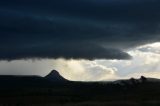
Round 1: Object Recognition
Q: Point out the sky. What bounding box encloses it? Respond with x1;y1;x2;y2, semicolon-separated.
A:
0;0;160;81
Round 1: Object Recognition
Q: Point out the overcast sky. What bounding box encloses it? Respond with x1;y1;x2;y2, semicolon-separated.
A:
0;0;160;81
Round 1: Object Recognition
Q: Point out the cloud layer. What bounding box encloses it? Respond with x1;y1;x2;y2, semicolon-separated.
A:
0;0;160;60
0;42;159;81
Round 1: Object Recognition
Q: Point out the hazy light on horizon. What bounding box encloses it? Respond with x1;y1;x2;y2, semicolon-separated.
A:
0;42;159;81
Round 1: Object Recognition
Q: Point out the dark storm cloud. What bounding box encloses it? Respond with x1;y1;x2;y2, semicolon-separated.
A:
0;0;160;60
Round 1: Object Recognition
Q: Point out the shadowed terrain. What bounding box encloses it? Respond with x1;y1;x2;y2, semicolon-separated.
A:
0;70;160;106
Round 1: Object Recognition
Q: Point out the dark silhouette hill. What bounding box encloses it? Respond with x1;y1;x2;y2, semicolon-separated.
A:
0;70;159;88
0;70;69;88
0;75;50;88
45;70;68;82
114;76;148;86
0;70;160;105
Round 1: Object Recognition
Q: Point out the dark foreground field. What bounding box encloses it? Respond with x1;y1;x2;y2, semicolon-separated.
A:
0;71;160;106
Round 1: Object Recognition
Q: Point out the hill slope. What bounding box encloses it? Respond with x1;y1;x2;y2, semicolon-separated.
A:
45;70;68;82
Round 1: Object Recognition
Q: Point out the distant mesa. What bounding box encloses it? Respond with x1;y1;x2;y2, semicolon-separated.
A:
45;70;68;82
140;76;147;83
114;76;149;86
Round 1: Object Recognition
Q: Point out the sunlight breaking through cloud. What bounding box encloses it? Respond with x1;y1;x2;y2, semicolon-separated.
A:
57;42;160;81
0;42;159;81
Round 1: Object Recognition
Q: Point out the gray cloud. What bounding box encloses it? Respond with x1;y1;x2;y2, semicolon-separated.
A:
0;0;160;60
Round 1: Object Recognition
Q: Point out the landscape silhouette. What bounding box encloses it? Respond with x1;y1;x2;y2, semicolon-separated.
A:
0;70;160;106
1;0;160;105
